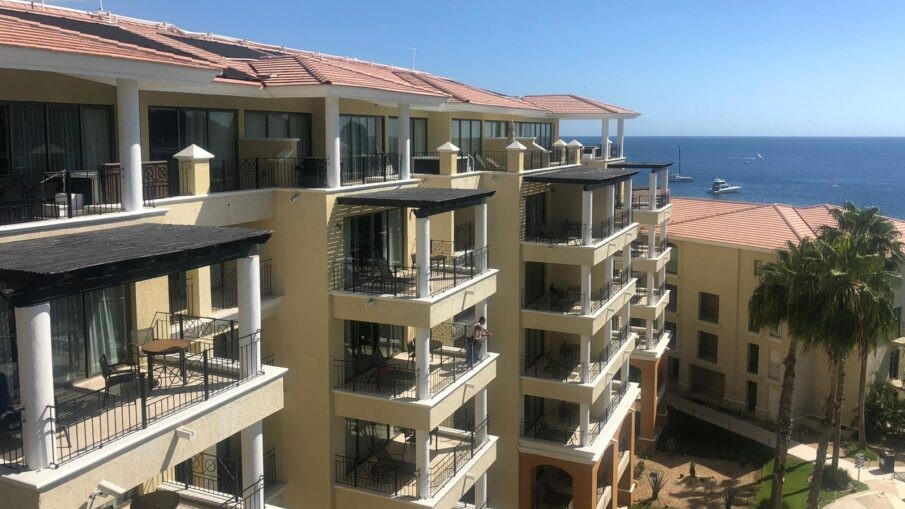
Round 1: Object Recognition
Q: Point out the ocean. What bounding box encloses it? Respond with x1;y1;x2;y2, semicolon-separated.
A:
568;136;905;219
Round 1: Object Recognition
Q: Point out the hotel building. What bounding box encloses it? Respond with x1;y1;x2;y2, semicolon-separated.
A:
666;197;903;431
0;2;670;508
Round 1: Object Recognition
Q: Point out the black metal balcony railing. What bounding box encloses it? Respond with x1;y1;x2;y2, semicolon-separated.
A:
524;151;550;171
46;328;265;466
334;358;418;398
219;475;265;509
340;153;401;186
166;447;277;502
331;246;489;298
523;271;630;315
334;454;418;498
471;151;509;172
631;237;670;258
429;417;490;492
632;190;671;210
523;209;632;244
635;329;664;350
207;154;399;191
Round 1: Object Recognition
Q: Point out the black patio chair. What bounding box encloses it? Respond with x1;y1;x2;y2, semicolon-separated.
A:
372;445;416;476
100;354;136;406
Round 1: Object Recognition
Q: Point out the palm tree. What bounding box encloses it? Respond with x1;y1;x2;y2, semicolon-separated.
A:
819;202;905;451
750;238;825;509
805;236;898;508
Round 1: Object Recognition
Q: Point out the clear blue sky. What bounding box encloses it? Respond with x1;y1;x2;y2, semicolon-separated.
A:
50;0;905;136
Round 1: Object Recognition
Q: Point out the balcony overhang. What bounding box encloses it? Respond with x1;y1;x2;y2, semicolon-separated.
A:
523;166;637;191
521;224;639;266
631;290;671;322
607;161;673;173
633;247;671;274
336;187;495;218
633;203;672;226
0;223;271;307
333;353;498;431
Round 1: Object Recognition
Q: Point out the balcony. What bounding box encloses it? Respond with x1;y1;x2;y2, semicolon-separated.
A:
521;211;637;267
631;280;670;322
631;236;671;274
156;448;278;505
211;259;277;312
522;275;636;338
523;272;631;316
521;384;630;448
0;315;271;470
631;327;671;360
206;153;401;191
631;188;673;226
334;419;495;503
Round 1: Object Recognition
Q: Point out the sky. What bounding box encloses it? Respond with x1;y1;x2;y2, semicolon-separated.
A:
45;0;905;136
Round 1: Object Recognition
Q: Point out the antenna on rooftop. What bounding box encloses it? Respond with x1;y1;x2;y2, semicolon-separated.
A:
409;48;416;71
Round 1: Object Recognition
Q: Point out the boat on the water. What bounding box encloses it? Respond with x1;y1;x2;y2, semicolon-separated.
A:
669;146;694;182
756;152;764;160
708;178;741;194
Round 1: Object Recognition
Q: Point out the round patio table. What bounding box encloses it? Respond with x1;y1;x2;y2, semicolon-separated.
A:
142;339;192;388
131;491;180;509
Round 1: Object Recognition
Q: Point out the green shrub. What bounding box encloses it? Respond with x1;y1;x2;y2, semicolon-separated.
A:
634;459;645;478
755;498;791;509
821;466;852;491
843;443;878;461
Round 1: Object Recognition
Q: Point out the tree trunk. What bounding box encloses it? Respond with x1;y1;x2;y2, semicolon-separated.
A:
831;356;847;468
857;346;869;449
771;337;799;509
807;358;844;509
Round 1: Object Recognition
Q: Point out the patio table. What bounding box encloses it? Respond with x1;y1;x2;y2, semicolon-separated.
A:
131;491;179;509
142;339;192;389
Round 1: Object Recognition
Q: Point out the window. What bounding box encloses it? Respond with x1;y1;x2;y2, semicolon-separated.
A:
340;114;384;158
697;331;718;363
523;192;546;240
514;122;553;149
484;120;508;138
699;292;720;323
344;209;405;266
0;102;114;174
668;357;680;381
747;343;759;374
244;110;312;157
666;243;678;274
666;284;677;312
149;107;237;161
451;119;482;155
388;117;427;155
754;259;764;276
665;321;677;349
769;324;781;338
746;381;757;412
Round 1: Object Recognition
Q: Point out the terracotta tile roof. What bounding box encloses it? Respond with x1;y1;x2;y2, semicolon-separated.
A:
0;0;633;111
669;197;905;250
522;94;639;116
0;12;217;70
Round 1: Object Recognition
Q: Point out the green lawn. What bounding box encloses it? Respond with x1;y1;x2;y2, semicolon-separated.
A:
754;457;868;509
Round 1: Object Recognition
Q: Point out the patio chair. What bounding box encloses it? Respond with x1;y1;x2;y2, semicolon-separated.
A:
100;354;136;406
548;285;566;311
407;340;416;369
373;257;412;293
372;444;417;476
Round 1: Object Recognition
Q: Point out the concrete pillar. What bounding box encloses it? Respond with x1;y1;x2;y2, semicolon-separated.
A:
581;265;592;314
416;216;430;298
416;428;430;498
238;255;262;377
474;386;488;507
437;141;460;176
662;169;669;198
116;78;143;212
16;303;55;469
325;96;341;188
415;327;430;399
240;420;264;509
623;178;633;217
173;144;214;196
600;118;610;161
647;271;655;306
648;170;657;212
581;189;593;246
580;402;590;447
581;334;591;383
398;103;411;180
568;140;583;165
616;119;625;159
476;202;488;273
506;140;526;173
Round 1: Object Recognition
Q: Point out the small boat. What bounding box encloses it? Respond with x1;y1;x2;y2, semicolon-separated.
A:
669;146;694;182
708;178;741;194
756;152;764;160
743;160;751;165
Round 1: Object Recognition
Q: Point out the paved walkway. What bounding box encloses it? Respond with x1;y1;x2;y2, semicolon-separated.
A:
668;394;905;482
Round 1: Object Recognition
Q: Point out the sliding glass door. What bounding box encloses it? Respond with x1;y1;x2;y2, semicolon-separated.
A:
148;107;237;161
388;117;427;155
451;119;482;155
344;209;404;266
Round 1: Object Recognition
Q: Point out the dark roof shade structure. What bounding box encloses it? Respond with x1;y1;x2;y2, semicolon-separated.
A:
523;166;639;191
0;223;271;307
337;187;495;218
606;161;674;173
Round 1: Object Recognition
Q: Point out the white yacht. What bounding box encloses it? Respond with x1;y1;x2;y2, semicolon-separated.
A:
708;178;741;194
670;147;693;182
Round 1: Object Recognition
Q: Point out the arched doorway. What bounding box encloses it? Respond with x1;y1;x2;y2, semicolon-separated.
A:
533;464;573;508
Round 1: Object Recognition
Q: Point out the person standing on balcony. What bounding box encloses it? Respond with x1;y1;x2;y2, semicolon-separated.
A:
470;316;492;366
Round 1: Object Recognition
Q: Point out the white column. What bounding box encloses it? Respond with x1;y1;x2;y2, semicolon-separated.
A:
600;118;610;161
325;96;341;188
238;255;262;376
616;118;625;158
415;327;430;398
663;169;669;197
581;190;593;245
647;271;655;306
648;221;656;258
623;178;633;215
580;265;591;315
580;334;591;383
398;103;411;180
241;421;264;509
416;216;430;298
16;303;55;469
648;169;657;212
579;402;590;447
416;428;430;498
116;78;143;212
476;203;488;273
475;383;489;507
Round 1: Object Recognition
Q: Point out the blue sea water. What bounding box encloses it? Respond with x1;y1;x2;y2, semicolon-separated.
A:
568;136;905;218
